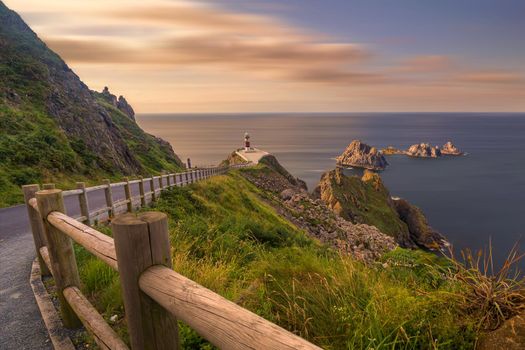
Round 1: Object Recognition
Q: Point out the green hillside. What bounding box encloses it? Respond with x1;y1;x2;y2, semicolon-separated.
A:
76;168;490;349
0;2;183;207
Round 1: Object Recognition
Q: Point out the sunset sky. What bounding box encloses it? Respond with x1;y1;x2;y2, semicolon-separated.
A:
5;0;525;113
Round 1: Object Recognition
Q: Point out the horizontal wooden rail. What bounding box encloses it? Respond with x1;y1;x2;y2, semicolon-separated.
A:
85;184;109;193
47;211;118;270
63;286;129;350
25;163;255;350
140;265;322;350
62;189;83;197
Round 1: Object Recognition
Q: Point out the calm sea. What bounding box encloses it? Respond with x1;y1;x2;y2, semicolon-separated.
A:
137;113;525;267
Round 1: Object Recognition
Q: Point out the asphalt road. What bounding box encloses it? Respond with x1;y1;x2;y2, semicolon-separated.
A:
0;181;152;349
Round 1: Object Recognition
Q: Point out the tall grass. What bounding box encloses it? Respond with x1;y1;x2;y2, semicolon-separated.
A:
74;172;524;349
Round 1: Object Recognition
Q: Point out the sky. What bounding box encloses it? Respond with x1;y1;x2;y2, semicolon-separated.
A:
5;0;525;113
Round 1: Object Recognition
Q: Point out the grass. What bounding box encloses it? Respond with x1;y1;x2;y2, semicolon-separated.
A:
73;170;507;349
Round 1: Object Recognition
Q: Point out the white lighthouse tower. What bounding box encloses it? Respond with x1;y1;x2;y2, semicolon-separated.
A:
244;132;252;151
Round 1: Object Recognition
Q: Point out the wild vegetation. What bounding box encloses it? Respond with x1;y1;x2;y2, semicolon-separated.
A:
73;167;525;349
0;2;183;207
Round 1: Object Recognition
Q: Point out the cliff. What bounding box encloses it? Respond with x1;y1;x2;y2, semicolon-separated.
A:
0;2;183;206
336;140;388;170
314;168;446;249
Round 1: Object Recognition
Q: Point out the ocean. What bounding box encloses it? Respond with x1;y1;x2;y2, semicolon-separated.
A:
137;113;525;267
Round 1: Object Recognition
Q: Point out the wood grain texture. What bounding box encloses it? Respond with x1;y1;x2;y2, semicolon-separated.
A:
48;211;118;271
23;185;50;276
140;266;321;350
63;286;129;350
113;212;179;350
76;182;91;226
36;189;82;328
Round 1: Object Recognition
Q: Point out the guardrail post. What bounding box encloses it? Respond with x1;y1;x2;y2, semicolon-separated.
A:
150;176;156;202
139;176;146;207
36;188;82;328
103;179;115;219
76;182;91;226
22;185;51;276
113;212;179;350
124;177;133;212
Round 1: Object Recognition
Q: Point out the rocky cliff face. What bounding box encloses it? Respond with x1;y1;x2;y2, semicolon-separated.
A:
0;1;182;201
240;160;396;262
336;140;388;170
314;168;447;249
406;143;442;158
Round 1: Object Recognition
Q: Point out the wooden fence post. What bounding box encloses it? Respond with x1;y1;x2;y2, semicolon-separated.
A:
139;176;146;207
184;172;189;185
22;185;51;276
36;189;82;328
76;182;91;226
103;179;115;219
166;173;171;187
150;176;156;202
113;212;179;350
158;175;163;192
124;178;133;212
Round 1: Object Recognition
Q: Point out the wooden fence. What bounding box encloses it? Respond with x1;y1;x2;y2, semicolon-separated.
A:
23;165;321;350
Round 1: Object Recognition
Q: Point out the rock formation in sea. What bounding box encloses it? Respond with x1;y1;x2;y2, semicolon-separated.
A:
441;141;463;155
314;168;447;250
381;146;405;155
406;143;442;158
336;140;388;170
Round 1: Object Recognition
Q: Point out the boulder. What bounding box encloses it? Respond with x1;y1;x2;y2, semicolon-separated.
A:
441;141;463;155
478;313;525;350
336;140;388;170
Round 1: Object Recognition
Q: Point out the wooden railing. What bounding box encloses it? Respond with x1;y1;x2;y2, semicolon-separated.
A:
23;165;321;350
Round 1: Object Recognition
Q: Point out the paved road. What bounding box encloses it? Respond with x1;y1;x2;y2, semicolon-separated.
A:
0;181;151;349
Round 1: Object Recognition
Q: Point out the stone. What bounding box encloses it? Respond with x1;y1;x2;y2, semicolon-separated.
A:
441;141;463;155
336;140;388;170
478;313;525;350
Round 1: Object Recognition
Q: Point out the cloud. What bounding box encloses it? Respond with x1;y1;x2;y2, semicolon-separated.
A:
455;70;525;85
395;55;453;73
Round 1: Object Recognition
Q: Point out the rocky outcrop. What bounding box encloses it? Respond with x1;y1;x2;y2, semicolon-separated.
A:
441;141;463;155
392;198;446;250
381;146;404;155
314;168;413;246
259;154;307;190
314;168;447;249
100;87;135;121
336;140;388;170
406;143;442;158
240;162;396;262
478;313;525;350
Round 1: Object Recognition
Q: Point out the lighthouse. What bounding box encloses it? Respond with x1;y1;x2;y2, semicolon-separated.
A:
244;132;251;151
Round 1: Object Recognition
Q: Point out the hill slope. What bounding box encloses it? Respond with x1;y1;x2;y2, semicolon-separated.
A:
0;1;183;206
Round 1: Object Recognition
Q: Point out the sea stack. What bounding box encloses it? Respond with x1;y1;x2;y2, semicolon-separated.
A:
406;143;442;158
336;140;388;170
441;141;463;155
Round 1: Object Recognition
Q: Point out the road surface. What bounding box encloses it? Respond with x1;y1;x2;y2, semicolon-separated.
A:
0;181;154;349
